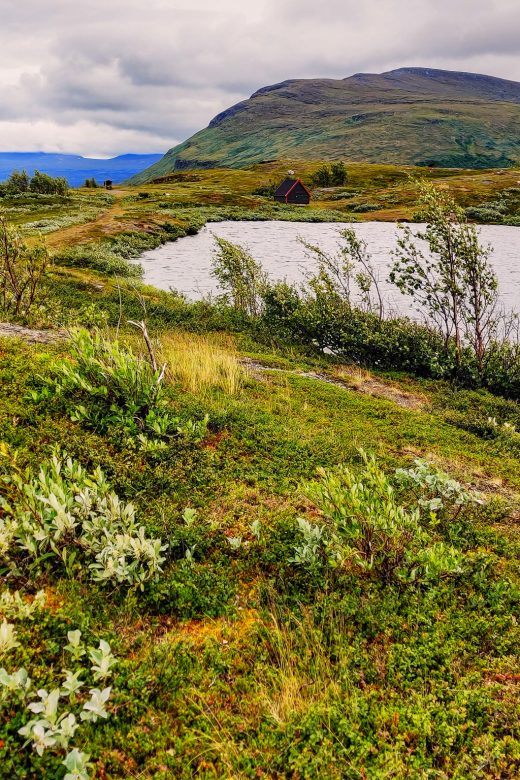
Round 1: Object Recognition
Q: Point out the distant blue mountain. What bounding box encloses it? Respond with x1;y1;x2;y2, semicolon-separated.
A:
0;152;163;188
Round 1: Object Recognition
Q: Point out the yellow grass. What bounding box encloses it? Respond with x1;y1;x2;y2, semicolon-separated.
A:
332;364;373;387
258;610;344;726
159;332;245;396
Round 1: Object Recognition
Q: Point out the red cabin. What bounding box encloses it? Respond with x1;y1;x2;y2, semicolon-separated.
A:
274;178;311;205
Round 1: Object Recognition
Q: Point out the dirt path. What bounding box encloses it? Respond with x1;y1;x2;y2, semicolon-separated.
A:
241;358;426;410
45;189;129;250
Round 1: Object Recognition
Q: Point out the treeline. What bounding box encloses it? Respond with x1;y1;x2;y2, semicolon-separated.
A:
0;169;68;196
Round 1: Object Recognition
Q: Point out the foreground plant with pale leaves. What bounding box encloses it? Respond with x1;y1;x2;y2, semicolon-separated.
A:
0;449;167;588
0;617;115;780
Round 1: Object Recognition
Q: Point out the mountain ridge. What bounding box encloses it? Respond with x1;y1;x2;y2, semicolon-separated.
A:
128;67;520;183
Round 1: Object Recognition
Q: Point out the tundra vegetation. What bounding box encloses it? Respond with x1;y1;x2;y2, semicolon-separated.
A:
0;170;519;778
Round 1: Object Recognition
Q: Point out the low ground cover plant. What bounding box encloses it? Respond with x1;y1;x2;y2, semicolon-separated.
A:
0;592;116;779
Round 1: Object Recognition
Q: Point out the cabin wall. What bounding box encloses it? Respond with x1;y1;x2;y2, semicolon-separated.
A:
287;184;310;204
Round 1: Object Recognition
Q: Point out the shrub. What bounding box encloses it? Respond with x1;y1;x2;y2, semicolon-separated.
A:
262;281;458;378
54;230;173;278
162;223;188;239
394;458;483;518
252;182;277;197
0;215;50;317
0;617;116;779
31;328;209;448
54;243;142;278
465;205;505;223
4;170;30;194
292;453;466;585
0;450;166;587
311;162;348;187
3;169;68;196
212;237;268;317
390;181;499;377
349;202;380;213
29;170;68;196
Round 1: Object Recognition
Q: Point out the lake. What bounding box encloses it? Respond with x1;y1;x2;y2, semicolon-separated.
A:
138;221;520;315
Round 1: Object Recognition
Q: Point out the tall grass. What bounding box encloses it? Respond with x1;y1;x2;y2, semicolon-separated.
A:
160;332;245;396
258;609;345;725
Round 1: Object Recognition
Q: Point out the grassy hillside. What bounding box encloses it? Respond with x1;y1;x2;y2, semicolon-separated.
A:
1;283;519;778
129;67;520;184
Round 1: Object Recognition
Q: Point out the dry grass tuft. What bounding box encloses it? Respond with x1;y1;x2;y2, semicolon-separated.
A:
160;332;245;396
332;364;373;387
259;609;346;725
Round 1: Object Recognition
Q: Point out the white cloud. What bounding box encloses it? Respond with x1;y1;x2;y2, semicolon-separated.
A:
0;0;519;155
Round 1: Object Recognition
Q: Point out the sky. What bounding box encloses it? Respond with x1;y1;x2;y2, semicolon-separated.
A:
1;0;520;158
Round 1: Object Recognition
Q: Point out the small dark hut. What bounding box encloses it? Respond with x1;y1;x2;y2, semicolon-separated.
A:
274;178;311;205
103;179;113;190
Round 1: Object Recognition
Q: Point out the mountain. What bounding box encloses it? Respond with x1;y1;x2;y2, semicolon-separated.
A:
128;67;520;183
0;152;163;187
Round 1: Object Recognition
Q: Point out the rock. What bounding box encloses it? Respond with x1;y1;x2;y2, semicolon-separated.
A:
0;322;67;344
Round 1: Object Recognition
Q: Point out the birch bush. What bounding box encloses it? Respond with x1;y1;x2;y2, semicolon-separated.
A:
389;181;499;377
0;214;49;317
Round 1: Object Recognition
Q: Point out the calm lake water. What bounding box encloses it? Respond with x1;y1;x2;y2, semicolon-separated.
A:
139;221;520;315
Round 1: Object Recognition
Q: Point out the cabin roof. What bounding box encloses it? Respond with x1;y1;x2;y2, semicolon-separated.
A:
273;178;311;197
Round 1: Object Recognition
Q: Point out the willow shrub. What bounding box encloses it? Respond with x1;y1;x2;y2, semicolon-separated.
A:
262;281;459;379
292;454;466;586
262;281;520;398
0;451;166;588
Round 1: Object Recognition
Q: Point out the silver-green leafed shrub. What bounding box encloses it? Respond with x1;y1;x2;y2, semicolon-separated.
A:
0;452;167;588
293;453;465;584
0;611;115;780
394;458;483;516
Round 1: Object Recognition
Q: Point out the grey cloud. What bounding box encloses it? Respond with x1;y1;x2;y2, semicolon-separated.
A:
1;0;520;156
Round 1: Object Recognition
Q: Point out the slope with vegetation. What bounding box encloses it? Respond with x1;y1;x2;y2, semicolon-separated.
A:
0;175;519;778
129;67;520;183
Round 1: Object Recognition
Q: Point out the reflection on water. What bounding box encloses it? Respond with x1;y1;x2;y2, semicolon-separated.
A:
138;221;520;315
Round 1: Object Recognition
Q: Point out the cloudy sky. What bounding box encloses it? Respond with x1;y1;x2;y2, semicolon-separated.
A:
1;0;519;157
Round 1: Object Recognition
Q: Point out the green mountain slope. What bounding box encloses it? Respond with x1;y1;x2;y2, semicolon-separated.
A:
128;67;520;183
